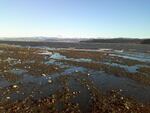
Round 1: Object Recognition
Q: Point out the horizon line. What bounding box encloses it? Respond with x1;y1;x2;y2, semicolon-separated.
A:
0;36;149;39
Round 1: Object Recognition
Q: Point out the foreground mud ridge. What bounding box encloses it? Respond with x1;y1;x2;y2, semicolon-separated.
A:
0;44;150;113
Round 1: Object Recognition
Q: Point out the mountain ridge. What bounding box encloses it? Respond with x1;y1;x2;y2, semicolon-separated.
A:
0;37;150;44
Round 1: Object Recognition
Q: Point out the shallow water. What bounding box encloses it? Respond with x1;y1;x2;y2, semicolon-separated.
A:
89;70;150;103
104;62;149;73
8;60;150;103
111;51;150;62
50;52;92;63
50;53;66;60
0;77;11;88
47;51;150;74
62;66;87;75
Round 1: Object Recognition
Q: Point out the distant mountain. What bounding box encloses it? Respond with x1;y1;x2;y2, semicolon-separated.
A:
0;37;49;42
0;37;84;42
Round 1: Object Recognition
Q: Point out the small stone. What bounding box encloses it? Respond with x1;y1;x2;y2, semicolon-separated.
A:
52;94;55;98
4;70;7;73
120;97;124;100
48;79;52;83
119;89;123;92
6;97;10;99
42;74;46;77
7;89;10;92
16;91;20;93
113;95;116;98
13;85;18;88
75;70;78;73
52;99;55;103
141;104;144;107
76;103;79;106
125;104;130;110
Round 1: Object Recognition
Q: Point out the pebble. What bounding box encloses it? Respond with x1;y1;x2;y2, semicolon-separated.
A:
6;96;10;99
13;85;18;88
4;70;7;73
124;103;130;110
120;97;124;100
48;79;52;83
16;91;20;93
42;74;46;77
51;99;55;103
75;70;78;73
119;89;123;92
141;104;144;107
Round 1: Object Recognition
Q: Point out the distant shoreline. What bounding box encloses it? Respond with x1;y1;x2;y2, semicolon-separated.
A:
0;40;150;53
80;38;150;44
0;38;150;44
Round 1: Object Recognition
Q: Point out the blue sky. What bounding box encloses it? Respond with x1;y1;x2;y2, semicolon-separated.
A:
0;0;149;38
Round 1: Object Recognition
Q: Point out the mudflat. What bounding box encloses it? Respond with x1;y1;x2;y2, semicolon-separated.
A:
0;43;150;113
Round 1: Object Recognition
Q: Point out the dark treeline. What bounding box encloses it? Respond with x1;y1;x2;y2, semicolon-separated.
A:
80;38;150;44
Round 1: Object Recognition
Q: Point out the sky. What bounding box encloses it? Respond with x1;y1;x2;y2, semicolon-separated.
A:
0;0;150;38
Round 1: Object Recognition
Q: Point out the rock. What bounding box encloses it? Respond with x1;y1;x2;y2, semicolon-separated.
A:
48;79;52;83
6;96;10;99
16;91;20;93
119;89;123;92
13;85;18;88
120;97;124;100
141;104;144;107
73;92;76;95
51;99;55;103
42;74;46;77
125;105;129;110
75;70;78;73
124;102;130;110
